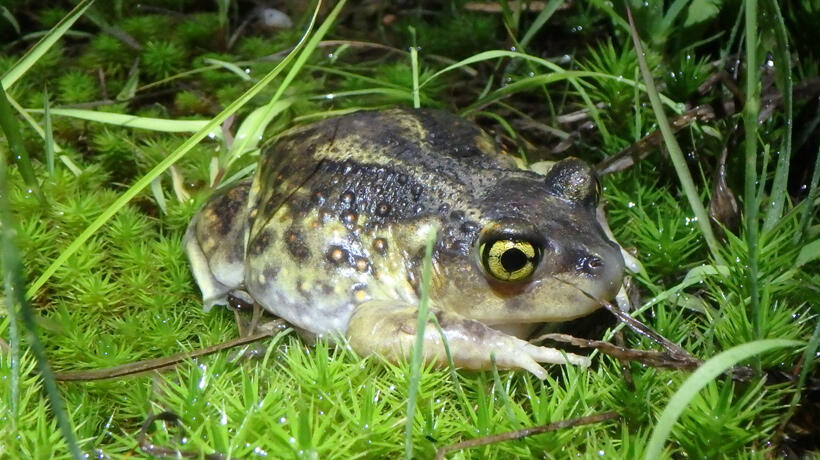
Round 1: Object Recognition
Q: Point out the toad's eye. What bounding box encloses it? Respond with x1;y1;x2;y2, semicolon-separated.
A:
479;238;542;282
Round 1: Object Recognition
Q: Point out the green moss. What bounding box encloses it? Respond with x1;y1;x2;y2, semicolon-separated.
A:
0;2;816;458
405;12;501;60
141;40;187;80
177;13;222;48
82;34;133;74
37;8;69;28
173;89;211;114
236;36;282;58
663;53;711;101
91;128;137;179
120;14;174;43
56;70;98;104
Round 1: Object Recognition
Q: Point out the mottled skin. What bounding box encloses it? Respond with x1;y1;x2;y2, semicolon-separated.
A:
184;109;625;378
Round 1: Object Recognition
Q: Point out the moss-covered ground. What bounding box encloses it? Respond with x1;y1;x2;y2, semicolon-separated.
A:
1;1;818;458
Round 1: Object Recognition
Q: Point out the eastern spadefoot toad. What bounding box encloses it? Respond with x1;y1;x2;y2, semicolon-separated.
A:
184;108;625;378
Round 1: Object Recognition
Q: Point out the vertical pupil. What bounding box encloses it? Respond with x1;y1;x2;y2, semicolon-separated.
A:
500;247;528;272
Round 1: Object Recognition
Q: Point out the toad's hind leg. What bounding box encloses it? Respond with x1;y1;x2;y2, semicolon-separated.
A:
346;301;591;379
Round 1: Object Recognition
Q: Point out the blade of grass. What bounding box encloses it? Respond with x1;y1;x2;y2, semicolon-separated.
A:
405;228;436;460
420;51;682;112
776;322;820;437
203;58;253;82
0;83;44;203
0;93;21;442
308;88;413;102
742;0;763;349
259;0;348;124
150;176;167;214
0;0;94;89
761;0;793;233
642;339;803;460
115;61;139;102
625;6;726;266
30;108;223;137
25;0;345;300
1;83;81;460
795;238;820;267
795;142;820;244
518;0;563;51
410;45;420;109
43;86;54;177
1;6;21;34
60;155;82;176
720;1;746;65
222;98;294;168
407;25;420;109
136;64;225;93
660;0;691;32
6;93;62;152
588;0;630;32
305;65;407;90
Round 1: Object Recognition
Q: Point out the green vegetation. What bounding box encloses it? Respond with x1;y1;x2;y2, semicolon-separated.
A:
1;0;818;458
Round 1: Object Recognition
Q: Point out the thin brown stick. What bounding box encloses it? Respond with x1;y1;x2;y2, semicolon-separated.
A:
538;332;702;371
544;277;756;380
599;301;691;357
434;411;619;460
53;326;283;381
594;104;716;176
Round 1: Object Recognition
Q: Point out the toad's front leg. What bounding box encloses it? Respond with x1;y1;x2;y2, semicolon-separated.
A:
346;300;590;379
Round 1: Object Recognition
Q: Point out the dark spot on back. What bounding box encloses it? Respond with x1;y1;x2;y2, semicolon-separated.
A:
264;192;284;216
248;229;275;257
285;229;310;261
341;211;358;227
341;190;356;206
351;283;369;304
326;245;349;265
211;185;249;235
411;184;423;201
422;110;491;155
296;277;313;300
312;191;325;205
375;202;391;217
354;256;371;273
372;237;388;255
263;265;279;281
318;282;335;295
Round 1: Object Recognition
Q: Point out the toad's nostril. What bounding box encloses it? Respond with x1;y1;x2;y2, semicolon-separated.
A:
580;255;603;274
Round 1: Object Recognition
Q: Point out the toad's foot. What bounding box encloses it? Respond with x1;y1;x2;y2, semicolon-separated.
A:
347;301;590;379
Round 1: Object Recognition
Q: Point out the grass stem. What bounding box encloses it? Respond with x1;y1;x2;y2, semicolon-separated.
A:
404;229;436;459
0;83;81;459
742;0;763;348
625;7;726;266
761;0;793;233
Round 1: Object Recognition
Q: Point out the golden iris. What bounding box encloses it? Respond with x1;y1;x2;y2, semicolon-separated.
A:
479;239;541;282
